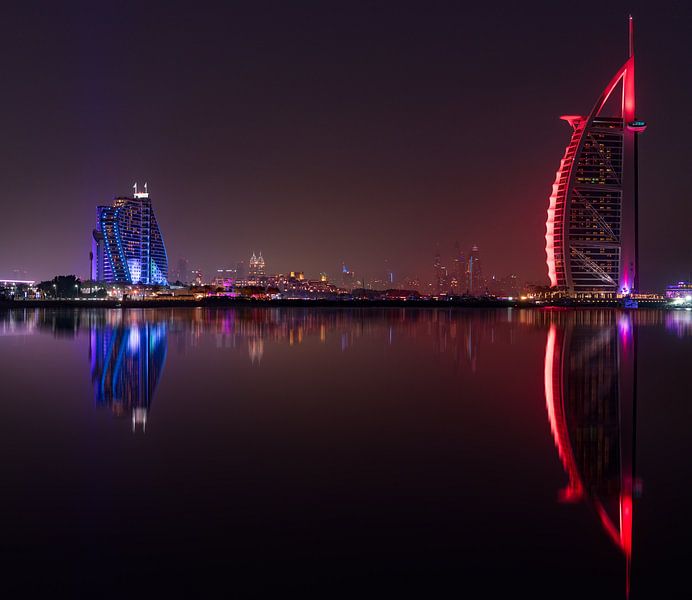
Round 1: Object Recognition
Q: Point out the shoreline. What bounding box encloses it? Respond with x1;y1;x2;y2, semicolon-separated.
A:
0;297;673;309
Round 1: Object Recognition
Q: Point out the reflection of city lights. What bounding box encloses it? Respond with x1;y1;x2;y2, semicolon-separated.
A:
248;338;264;364
132;408;147;433
618;314;632;348
128;326;141;353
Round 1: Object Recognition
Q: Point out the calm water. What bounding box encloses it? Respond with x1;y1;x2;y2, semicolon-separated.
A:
1;307;691;598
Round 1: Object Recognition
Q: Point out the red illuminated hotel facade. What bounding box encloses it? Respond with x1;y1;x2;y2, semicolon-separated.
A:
545;17;646;298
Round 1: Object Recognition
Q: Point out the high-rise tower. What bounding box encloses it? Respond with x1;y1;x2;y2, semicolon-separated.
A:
433;248;443;294
341;263;355;290
248;252;265;277
92;183;168;285
452;242;466;294
545;17;645;297
467;245;484;295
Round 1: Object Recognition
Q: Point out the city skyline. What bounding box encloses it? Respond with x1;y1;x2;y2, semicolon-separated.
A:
0;3;690;290
3;180;536;290
2;4;692;595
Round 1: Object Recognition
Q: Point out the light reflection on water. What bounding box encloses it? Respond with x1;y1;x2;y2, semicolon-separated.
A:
0;307;690;598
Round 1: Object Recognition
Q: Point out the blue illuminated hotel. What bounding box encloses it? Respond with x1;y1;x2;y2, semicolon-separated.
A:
92;183;168;285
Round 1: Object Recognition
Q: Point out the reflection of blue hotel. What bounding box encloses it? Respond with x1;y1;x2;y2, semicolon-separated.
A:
89;317;167;431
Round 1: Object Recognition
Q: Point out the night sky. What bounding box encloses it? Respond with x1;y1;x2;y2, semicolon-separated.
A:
1;0;690;290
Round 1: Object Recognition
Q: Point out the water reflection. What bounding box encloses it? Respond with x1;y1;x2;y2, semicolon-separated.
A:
88;312;167;431
0;307;692;595
544;310;637;597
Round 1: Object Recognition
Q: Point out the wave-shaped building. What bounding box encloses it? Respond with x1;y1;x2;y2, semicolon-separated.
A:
92;183;169;285
545;17;646;298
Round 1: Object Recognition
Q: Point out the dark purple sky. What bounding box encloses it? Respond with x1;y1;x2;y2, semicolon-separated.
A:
1;0;690;290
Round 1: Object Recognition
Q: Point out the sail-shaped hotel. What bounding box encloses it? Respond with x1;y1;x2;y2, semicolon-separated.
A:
545;17;646;298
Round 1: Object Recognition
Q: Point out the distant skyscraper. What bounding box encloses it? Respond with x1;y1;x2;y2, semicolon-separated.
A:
248;252;265;277
467;245;484;295
452;241;466;293
384;258;395;287
433;248;449;294
341;263;355;290
175;257;190;284
545;17;645;297
92;183;168;285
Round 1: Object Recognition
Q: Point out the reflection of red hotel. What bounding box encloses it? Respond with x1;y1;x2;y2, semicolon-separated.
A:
546;17;646;297
544;312;636;596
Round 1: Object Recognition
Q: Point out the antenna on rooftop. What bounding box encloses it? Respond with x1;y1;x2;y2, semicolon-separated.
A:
628;15;634;58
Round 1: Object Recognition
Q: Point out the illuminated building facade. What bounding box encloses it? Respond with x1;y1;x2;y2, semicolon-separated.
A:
545;18;646;297
341;264;355;290
248;252;265;277
433;249;449;294
452;242;465;294
467;245;483;294
213;268;237;290
92;183;168;285
665;281;692;299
